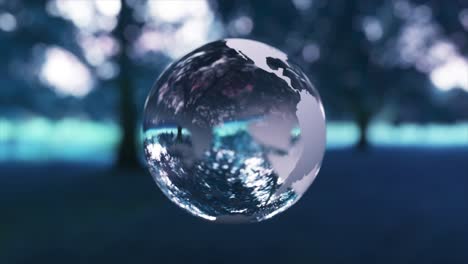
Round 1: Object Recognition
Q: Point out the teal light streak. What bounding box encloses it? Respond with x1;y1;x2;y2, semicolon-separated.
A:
0;118;467;162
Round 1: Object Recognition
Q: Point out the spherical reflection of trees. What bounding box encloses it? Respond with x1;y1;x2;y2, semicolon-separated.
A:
143;39;325;222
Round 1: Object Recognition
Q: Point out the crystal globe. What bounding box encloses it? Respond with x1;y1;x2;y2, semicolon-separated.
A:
143;39;326;223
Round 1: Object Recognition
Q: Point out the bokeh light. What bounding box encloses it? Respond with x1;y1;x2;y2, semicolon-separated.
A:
40;46;93;97
0;0;466;164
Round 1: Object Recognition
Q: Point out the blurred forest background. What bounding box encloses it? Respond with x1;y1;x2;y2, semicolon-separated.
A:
0;0;467;166
1;1;468;263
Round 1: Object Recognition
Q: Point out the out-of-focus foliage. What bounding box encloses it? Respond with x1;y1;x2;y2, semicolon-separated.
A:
214;0;468;123
0;0;467;161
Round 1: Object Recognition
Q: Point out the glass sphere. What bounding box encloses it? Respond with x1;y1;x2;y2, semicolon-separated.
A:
143;39;326;223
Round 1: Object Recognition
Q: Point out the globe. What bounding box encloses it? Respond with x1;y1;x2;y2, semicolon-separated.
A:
143;39;326;223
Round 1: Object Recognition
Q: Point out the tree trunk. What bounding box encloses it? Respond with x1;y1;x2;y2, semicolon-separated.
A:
356;113;370;151
176;126;183;142
115;1;140;169
116;75;140;168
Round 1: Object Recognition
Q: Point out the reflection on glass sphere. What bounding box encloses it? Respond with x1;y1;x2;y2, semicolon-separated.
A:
143;39;326;223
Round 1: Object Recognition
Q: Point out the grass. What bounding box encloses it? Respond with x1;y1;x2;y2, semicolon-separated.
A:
1;147;467;263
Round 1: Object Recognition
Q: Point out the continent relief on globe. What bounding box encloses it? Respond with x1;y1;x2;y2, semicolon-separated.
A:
143;39;326;222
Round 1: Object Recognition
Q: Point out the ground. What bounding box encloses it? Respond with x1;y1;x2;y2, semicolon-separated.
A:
1;148;467;264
